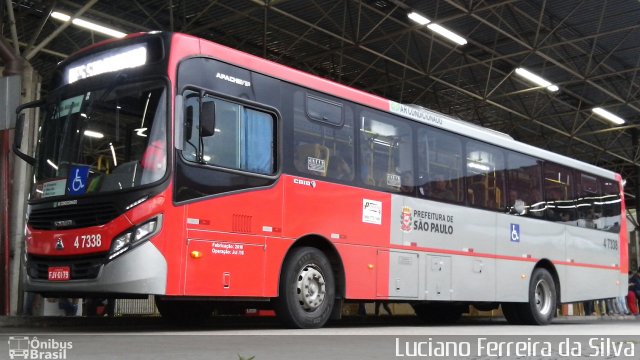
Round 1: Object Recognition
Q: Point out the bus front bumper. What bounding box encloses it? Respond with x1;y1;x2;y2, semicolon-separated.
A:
24;241;167;296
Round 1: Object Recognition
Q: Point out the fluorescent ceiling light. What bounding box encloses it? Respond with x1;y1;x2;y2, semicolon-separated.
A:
427;23;467;46
47;159;59;170
83;130;104;138
467;162;490;172
109;143;118;166
408;11;430;26
51;12;71;22
592;107;626;125
546;84;559;92
51;11;126;38
514;67;559;92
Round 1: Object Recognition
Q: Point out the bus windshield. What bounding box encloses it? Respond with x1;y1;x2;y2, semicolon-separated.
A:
32;79;167;200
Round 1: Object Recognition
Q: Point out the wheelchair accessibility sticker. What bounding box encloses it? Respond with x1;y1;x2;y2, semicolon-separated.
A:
67;165;89;195
510;223;520;242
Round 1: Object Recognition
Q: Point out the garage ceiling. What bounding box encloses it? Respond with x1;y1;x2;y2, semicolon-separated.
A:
3;0;640;206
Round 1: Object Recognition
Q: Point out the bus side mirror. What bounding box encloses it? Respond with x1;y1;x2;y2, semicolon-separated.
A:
200;101;216;137
13;100;42;166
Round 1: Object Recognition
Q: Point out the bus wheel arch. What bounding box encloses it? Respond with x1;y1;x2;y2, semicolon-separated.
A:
534;259;561;306
501;260;560;325
273;235;345;328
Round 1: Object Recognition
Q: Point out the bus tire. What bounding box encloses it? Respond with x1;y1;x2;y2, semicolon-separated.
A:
412;303;465;324
274;247;335;329
155;298;214;324
519;268;556;325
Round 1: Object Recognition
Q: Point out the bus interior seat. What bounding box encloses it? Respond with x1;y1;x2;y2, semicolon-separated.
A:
377;172;401;191
470;182;486;207
295;143;330;177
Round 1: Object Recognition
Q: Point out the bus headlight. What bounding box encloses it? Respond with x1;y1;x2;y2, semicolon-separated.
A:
108;215;161;260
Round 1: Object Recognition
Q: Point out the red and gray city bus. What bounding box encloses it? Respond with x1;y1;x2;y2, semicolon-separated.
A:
14;32;627;328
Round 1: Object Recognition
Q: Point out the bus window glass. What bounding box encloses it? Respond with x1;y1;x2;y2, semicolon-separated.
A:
599;178;621;233
417;127;463;203
32;80;167;198
182;91;200;161
306;95;343;126
506;153;544;218
292;91;354;181
543;164;576;223
359;111;413;193
182;91;275;175
464;141;505;210
576;173;600;229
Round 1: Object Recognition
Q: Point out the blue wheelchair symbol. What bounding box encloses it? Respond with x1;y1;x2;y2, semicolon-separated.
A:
510;223;520;242
67;165;89;195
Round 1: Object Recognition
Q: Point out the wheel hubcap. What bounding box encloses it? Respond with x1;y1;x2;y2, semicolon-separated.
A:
296;264;326;312
534;279;552;315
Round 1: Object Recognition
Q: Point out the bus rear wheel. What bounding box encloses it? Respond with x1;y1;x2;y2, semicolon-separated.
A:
273;247;335;329
507;268;556;325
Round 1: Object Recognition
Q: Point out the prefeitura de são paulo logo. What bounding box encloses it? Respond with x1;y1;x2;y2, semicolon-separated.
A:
8;336;73;359
400;206;413;233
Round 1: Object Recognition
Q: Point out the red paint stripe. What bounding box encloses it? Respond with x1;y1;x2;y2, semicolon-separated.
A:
554;261;620;270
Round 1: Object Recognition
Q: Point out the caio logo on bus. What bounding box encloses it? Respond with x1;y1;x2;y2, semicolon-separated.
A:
293;178;317;188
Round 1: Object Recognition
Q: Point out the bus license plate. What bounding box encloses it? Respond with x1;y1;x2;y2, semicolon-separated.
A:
48;266;70;281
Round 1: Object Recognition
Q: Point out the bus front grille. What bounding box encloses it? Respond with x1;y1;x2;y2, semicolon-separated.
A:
28;203;120;230
27;253;107;280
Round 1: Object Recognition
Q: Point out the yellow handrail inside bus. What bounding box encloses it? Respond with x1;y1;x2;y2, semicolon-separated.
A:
97;155;110;174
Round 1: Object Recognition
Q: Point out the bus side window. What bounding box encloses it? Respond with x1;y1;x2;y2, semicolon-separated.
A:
576;173;600;229
464;140;505;210
543;164;576;223
600;178;622;233
417;127;463;203
506;152;543;218
291;90;355;183
181;92;276;175
294;143;330;177
181;90;200;162
359;110;412;192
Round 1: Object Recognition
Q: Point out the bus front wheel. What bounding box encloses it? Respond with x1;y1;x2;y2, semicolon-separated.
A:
274;247;335;329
